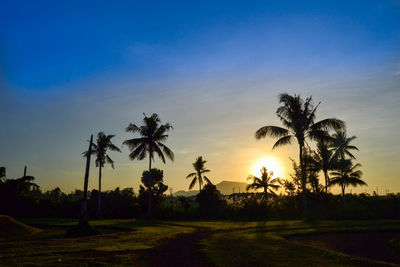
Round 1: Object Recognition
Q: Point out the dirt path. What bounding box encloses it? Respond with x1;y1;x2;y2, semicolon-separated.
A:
148;230;215;267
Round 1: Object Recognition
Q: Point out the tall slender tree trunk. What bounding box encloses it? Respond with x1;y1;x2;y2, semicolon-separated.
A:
97;165;102;218
147;157;152;218
264;187;268;206
299;144;308;219
324;170;329;194
341;183;346;208
199;174;202;192
81;135;93;224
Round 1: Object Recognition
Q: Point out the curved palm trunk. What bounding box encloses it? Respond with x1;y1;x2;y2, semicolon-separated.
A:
299;144;308;219
96;165;102;218
147;157;152;218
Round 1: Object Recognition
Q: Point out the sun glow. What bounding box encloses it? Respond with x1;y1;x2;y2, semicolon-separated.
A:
251;156;284;179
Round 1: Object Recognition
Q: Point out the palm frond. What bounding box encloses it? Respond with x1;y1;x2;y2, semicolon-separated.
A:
153;144;166;163
106;155;115;169
125;123;140;133
189;177;197;190
203;176;212;185
128;143;147;160
272;135;293;149
313;118;345;132
255;126;289;139
158;143;174;161
186;172;196;179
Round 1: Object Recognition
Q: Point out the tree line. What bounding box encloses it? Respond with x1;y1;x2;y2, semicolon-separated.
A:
0;93;389;221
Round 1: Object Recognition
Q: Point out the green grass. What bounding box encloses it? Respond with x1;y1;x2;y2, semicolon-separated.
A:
0;215;41;240
201;220;400;267
0;218;195;266
1;218;399;266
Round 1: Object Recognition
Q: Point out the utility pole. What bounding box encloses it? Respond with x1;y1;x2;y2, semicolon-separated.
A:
23;166;27;177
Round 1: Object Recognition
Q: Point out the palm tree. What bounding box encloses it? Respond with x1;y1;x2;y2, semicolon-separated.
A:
331;130;359;160
123;113;174;217
186;156;211;191
255;93;344;217
330;160;366;200
83;132;121;218
0;167;5;181
246;167;281;204
281;179;296;196
309;141;336;193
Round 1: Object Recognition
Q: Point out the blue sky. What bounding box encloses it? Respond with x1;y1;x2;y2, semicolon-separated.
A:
1;0;400;194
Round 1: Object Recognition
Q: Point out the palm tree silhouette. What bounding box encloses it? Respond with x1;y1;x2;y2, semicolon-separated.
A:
0;167;5;180
186;156;211;192
246;167;281;204
255;93;344;217
331;130;359;160
83;132;121;218
123;113;174;217
309;141;336;193
330;160;366;199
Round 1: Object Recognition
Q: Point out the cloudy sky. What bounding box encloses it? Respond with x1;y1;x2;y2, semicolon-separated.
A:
1;0;399;194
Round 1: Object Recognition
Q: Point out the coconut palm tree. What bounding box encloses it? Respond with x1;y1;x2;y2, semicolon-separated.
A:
281;179;296;196
331;130;359;160
255;93;344;217
246;167;281;204
83;132;121;218
0;167;5;181
123;113;174;217
186;156;211;191
330;160;366;199
309;141;336;193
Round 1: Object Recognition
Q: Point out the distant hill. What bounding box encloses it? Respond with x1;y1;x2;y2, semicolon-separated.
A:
173;180;250;196
173;190;199;197
216;181;250;195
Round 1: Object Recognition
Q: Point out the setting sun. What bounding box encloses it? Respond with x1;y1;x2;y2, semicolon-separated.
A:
251;156;284;179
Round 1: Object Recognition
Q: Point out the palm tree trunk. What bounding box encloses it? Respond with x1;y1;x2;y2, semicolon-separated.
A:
147;156;152;218
299;144;308;219
264;187;268;206
81;134;93;224
342;183;346;208
96;165;102;218
324;170;329;194
199;174;202;192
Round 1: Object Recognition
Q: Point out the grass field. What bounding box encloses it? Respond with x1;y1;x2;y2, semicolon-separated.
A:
1;218;399;266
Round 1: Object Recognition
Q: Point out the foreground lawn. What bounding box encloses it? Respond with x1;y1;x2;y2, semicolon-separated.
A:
201;220;400;267
1;218;399;266
0;219;195;266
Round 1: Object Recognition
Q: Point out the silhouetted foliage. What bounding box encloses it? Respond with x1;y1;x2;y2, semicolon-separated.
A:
255;93;344;218
138;168;168;218
196;183;225;218
123;113;174;217
246;167;281;204
83;132;121;218
331;130;359;160
186;156;211;191
0;167;5;180
330;160;367;198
